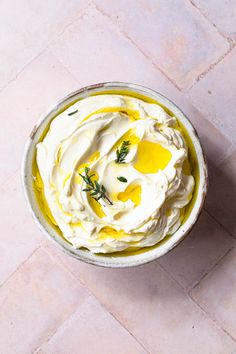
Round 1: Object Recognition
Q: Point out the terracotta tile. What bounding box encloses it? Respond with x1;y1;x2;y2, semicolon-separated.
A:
191;0;236;38
205;151;236;238
0;0;89;89
49;3;173;88
94;0;228;89
39;296;146;354
159;211;235;290
188;48;236;144
192;247;236;339
0;51;78;185
0;248;89;354
46;244;235;354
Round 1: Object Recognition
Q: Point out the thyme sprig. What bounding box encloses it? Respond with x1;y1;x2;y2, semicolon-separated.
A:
79;167;113;205
115;140;131;164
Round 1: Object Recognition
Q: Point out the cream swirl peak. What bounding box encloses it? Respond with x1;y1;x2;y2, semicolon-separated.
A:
36;94;194;253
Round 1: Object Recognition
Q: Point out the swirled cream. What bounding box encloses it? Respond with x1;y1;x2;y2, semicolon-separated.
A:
36;94;194;253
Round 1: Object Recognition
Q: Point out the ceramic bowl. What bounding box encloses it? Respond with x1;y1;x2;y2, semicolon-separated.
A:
22;82;208;268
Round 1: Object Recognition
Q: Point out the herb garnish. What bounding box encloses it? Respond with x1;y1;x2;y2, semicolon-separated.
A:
115;140;131;164
117;176;127;183
68;109;78;116
79;167;113;205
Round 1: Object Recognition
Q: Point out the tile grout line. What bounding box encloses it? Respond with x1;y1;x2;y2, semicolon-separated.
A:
31;250;95;354
204;207;236;241
122;29;182;92
189;287;236;343
0;246;41;291
186;41;236;91
48;0;93;49
188;0;235;43
156;258;204;295
92;1;182;92
0;49;46;95
32;296;94;354
190;245;235;291
157;257;204;296
48;50;83;86
189;243;236;341
156;204;236;293
158;255;236;343
32;306;84;353
44;246;150;354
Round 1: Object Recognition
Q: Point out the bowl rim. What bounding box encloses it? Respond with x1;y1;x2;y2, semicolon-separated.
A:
21;81;208;268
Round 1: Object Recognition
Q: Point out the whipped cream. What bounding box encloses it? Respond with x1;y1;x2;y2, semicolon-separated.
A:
36;94;194;253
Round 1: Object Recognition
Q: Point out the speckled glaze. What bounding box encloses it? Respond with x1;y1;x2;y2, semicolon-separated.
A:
21;82;208;268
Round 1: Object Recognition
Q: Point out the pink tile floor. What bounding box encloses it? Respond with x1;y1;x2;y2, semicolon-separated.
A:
0;1;236;353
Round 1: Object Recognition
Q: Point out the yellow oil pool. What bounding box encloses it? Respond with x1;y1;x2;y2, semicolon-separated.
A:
117;184;142;206
134;140;172;174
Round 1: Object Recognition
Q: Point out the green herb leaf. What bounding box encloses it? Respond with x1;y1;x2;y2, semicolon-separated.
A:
79;167;113;205
68;109;78;116
117;176;128;183
115;140;131;164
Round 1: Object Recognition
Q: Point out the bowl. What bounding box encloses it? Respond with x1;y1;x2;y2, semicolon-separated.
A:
22;82;208;268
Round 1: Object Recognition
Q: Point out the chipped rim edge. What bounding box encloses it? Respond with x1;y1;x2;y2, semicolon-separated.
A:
21;82;208;268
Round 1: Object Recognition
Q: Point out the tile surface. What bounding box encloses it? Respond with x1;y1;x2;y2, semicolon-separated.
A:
0;51;78;185
95;0;229;89
188;48;236;144
206;152;236;238
39;296;146;354
48;245;236;354
191;0;236;37
49;3;232;165
0;173;42;286
50;3;172;88
192;247;236;339
1;0;236;352
0;249;89;354
159;211;235;290
0;0;89;90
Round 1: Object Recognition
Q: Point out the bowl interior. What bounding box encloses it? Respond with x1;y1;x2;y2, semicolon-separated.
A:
22;82;207;268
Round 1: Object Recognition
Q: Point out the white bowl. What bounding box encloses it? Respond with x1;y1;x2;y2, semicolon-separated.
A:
22;82;208;268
